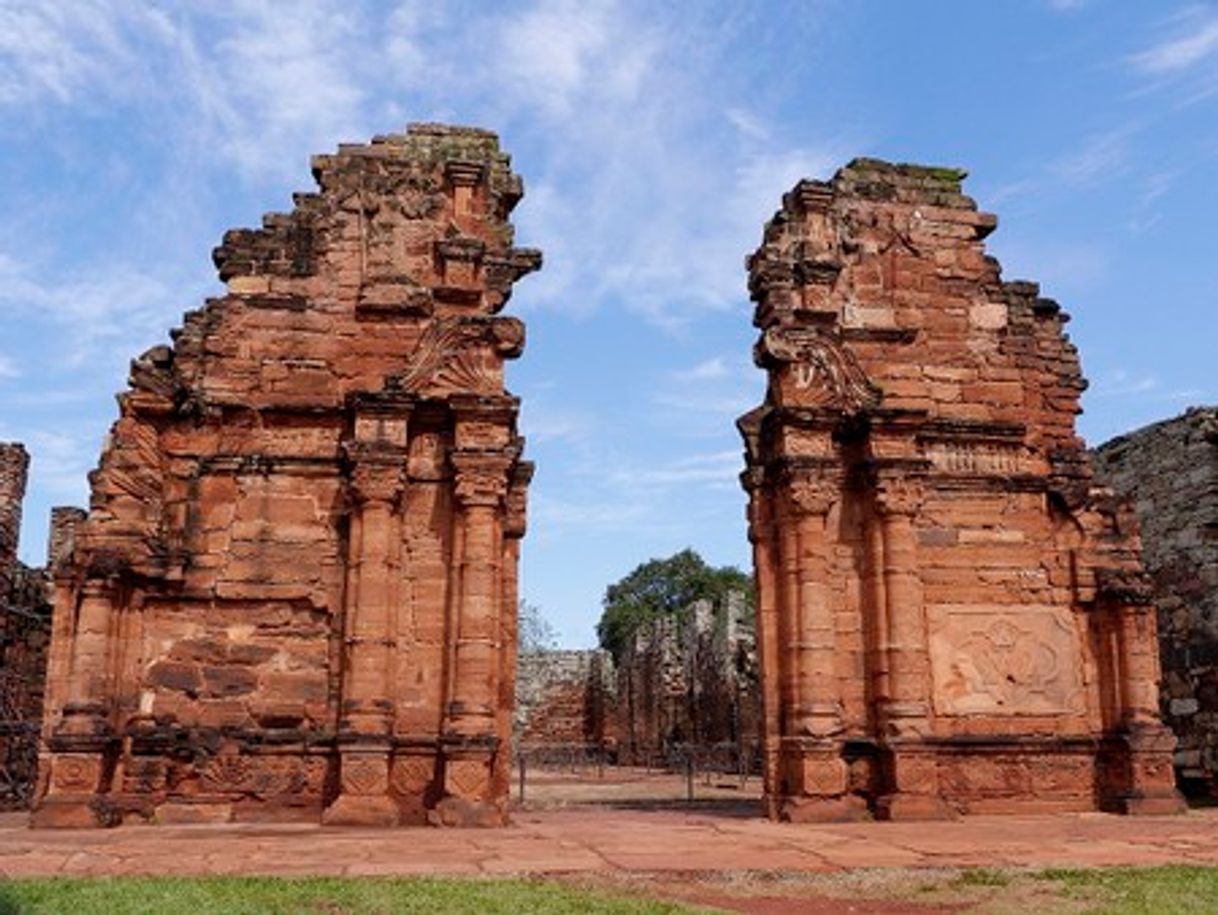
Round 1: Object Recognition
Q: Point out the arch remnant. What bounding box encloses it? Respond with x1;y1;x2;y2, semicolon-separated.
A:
33;125;539;828
739;159;1183;821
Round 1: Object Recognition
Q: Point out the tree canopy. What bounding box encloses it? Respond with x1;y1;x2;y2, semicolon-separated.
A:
595;548;753;660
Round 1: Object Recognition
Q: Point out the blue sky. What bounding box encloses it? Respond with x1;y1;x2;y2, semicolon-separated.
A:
1;1;1215;646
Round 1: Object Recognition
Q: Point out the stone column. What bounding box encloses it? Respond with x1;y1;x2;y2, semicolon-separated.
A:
1110;599;1186;814
872;473;951;820
744;469;782;818
324;455;403;826
34;579;119;827
435;451;510;826
787;475;841;738
776;471;862;821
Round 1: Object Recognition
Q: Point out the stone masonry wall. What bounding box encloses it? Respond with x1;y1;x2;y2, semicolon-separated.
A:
514;650;615;748
0;444;28;604
0;443;58;809
615;593;759;765
740;159;1181;821
34;124;539;829
1094;407;1218;795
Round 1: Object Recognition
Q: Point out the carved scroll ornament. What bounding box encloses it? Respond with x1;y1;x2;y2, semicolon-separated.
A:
759;326;881;414
397;316;524;397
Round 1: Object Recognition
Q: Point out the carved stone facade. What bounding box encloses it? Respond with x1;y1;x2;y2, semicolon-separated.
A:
32;125;537;828
739;160;1182;821
1094;407;1218;796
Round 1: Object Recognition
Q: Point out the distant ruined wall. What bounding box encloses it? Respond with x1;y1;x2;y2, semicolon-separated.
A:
515;650;615;747
0;444;29;603
0;444;59;809
615;592;759;765
1094;407;1218;795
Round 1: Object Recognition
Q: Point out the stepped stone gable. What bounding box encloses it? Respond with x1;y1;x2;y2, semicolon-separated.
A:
738;159;1183;821
33;124;539;828
1094;408;1218;796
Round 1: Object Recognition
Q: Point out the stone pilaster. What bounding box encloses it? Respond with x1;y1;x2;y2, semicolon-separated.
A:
743;469;782;819
1108;597;1185;814
434;450;510;826
776;470;863;821
325;443;406;827
872;472;951;820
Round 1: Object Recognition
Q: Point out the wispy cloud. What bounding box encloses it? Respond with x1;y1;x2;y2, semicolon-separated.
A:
1049;128;1133;187
1129;10;1218;75
0;354;20;379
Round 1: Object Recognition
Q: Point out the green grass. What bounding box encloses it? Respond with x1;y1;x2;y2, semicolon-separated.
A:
0;876;705;915
1030;866;1218;914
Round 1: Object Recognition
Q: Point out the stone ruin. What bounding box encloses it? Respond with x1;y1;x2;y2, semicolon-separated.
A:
1094;408;1218;797
20;128;1197;828
0;444;83;809
32;124;539;828
614;592;759;765
514;649;615;750
738;159;1183;820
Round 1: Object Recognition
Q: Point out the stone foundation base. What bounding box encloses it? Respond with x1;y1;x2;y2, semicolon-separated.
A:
778;794;869;823
322;793;400;827
427;795;507;827
29;797;120;829
874;792;957;821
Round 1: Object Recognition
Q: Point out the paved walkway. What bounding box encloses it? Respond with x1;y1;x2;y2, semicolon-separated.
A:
1;807;1217;878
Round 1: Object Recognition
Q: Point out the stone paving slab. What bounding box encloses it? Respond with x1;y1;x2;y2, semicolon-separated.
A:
1;808;1217;878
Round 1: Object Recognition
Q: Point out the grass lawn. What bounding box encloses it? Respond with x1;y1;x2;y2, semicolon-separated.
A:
0;876;704;915
3;867;1218;913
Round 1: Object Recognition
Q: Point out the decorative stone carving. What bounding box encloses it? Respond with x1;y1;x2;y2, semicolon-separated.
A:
874;477;925;517
740;158;1181;821
397;316;524;396
786;476;839;516
757;326;881;413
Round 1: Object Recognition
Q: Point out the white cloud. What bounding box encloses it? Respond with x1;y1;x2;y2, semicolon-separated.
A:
672;357;731;382
1129;12;1218;75
0;354;20;378
1049;128;1132;187
0;250;182;367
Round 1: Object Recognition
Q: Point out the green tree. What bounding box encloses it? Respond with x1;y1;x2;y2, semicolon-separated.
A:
596;548;753;660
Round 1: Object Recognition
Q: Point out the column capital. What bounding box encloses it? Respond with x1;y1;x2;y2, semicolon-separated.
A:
784;474;840;517
348;462;403;506
874;474;925;518
451;451;512;508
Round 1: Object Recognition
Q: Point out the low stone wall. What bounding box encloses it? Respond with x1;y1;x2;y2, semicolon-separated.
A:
1094;407;1218;796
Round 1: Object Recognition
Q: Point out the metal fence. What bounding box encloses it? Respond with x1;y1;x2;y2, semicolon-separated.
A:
512;740;762;805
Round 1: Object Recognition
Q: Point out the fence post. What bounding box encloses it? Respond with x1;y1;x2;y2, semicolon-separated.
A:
518;751;526;804
685;750;694;804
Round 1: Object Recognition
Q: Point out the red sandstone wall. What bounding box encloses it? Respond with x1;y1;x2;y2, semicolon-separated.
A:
35;125;538;828
741;160;1180;820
